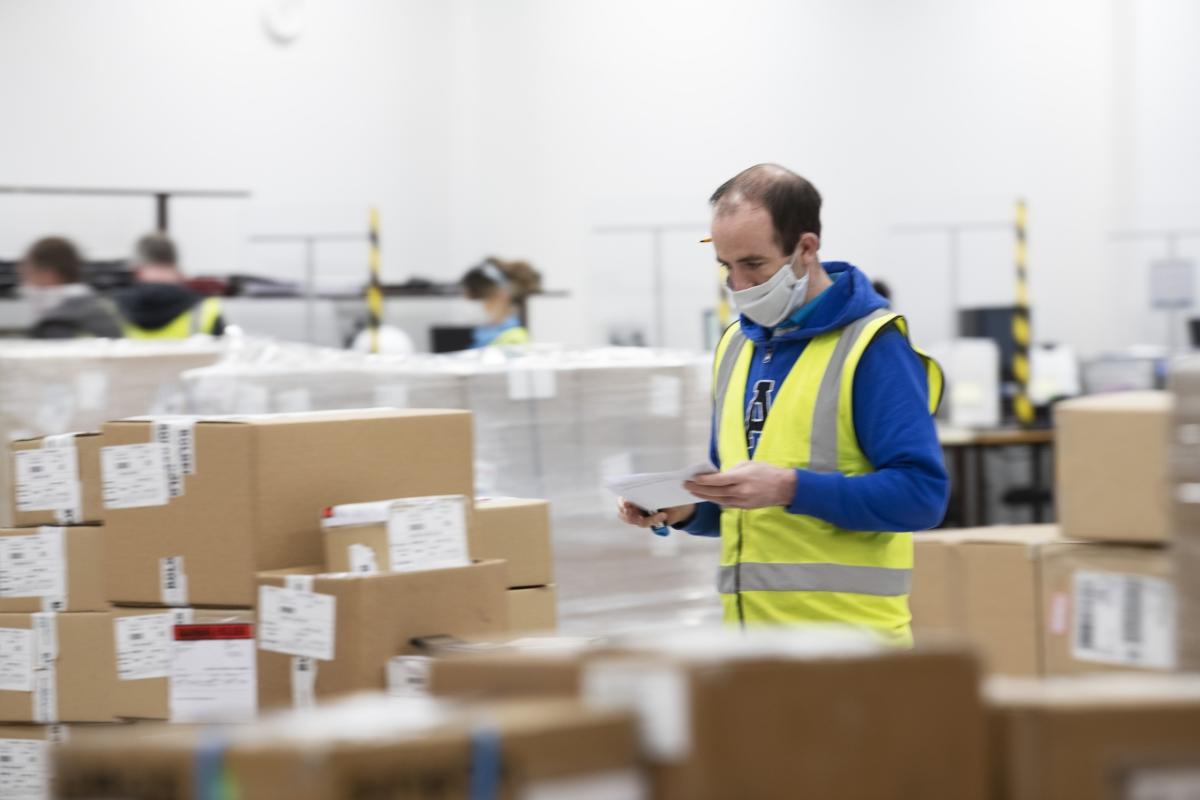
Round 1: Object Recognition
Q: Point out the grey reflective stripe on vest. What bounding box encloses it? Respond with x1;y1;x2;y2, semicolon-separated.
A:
807;309;892;473
712;325;748;445
718;562;911;597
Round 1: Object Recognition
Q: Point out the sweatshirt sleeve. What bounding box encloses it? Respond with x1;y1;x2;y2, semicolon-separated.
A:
786;328;949;531
676;410;723;537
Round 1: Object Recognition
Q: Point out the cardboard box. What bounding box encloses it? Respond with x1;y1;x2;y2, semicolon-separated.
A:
988;674;1200;800
1039;542;1175;675
473;497;554;588
912;526;1065;675
1055;391;1173;542
101;409;475;607
0;526;107;613
321;495;471;576
0;723;72;800
0;612;116;723
506;585;557;632
55;696;643;800
256;561;508;708
112;607;255;720
10;433;104;527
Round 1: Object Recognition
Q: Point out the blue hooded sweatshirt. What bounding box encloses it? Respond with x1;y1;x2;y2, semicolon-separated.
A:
679;261;949;536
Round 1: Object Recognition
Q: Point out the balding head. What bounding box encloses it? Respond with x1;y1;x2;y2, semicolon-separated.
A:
710;164;822;255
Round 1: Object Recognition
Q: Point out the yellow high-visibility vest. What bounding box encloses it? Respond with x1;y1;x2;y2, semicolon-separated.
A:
713;309;944;645
490;325;530;346
123;297;223;340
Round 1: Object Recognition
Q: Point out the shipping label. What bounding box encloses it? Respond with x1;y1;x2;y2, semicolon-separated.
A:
169;623;257;723
13;448;78;517
0;738;50;800
0;628;33;691
101;443;170;509
258;585;336;661
0;528;65;603
291;656;317;709
385;495;470;572
386;656;431;698
160;556;189;607
1073;570;1177;669
116;610;194;681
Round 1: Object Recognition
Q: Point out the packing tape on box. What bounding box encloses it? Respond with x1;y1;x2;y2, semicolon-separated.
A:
31;612;58;723
152;418;197;499
160;556;189;606
13;434;83;524
0;526;68;611
284;574;319;709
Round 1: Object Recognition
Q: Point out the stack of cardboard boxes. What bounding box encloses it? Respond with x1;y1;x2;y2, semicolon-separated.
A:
1169;360;1200;671
913;391;1177;677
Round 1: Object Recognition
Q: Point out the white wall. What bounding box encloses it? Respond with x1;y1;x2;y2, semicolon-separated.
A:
2;0;1196;354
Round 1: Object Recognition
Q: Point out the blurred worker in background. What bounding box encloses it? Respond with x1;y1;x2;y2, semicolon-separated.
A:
117;233;225;338
460;257;542;347
19;236;124;339
617;164;948;645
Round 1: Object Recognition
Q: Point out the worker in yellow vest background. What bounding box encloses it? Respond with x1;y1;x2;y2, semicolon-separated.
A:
460;257;542;348
117;232;225;339
617;164;948;645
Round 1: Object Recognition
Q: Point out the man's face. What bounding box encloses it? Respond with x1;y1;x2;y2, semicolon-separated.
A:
711;203;790;291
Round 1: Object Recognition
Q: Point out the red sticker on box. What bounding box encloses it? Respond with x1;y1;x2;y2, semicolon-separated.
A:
175;623;254;641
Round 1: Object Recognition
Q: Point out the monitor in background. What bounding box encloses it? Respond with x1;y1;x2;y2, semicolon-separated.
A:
431;325;475;354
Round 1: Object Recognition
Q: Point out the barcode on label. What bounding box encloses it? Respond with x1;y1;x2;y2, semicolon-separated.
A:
1072;570;1176;669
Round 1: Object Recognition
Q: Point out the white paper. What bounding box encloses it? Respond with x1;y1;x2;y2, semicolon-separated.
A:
0;629;34;691
522;769;649;800
604;461;718;513
386;656;431;698
35;385;74;436
385;495;470;572
160;556;189;606
169;629;257;723
1072;571;1177;669
13;448;79;517
582;661;691;760
75;370;109;411
373;384;410;409
273;388;312;413
115;610;193;681
1126;768;1200;800
0;528;66;603
348;543;380;574
236;383;271;414
649;375;683;418
258;585;336;661
507;367;557;400
101;443;170;509
0;737;50;800
291;656;317;709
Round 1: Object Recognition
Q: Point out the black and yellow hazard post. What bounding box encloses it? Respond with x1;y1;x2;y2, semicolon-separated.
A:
367;207;382;355
1012;199;1034;426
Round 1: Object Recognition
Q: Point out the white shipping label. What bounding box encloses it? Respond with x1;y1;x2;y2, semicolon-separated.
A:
31;669;56;724
13;448;79;515
258;585;336;661
348;544;380;574
0;528;65;600
169;623;257;724
649;375;683;418
0;738;51;800
386;656;431;698
582;662;691;761
284;574;314;593
152;420;197;499
385;496;470;572
507;367;557;401
160;556;189;607
1072;571;1177;669
291;656;317;709
101;443;170;509
31;614;57;669
1126;768;1200;800
115;614;175;680
0;629;34;691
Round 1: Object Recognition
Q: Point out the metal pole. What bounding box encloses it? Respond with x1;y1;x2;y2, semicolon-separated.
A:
367;208;383;354
304;237;316;344
155;193;169;231
948;227;960;339
1012;199;1035;427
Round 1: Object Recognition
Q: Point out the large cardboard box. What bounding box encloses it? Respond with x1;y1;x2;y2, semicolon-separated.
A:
10;433;104;527
112;607;256;720
506;585;557;632
101;409;475;607
1039;542;1175;675
256;561;508;708
0;526;107;613
473;497;554;588
432;631;988;800
55;696;643;800
912;526;1064;675
1055;392;1173;542
0;612;116;723
988;674;1200;800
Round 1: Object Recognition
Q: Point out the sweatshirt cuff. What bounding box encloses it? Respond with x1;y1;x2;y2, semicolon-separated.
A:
787;469;842;518
675;501;721;537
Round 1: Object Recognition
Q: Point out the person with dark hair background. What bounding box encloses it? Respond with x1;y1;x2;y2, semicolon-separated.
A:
460;257;542;347
616;163;948;644
19;236;124;339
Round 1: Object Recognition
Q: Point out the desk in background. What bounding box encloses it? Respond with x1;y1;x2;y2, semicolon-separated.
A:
939;425;1055;528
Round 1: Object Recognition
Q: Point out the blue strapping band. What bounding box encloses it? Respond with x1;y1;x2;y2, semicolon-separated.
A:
468;725;503;800
193;727;228;800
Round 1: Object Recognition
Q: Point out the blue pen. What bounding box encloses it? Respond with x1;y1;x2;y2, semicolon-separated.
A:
640;507;670;537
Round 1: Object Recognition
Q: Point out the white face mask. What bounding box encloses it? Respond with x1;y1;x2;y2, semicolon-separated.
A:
728;259;809;328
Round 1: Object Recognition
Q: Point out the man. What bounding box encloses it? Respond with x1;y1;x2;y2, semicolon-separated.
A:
19;236;124;339
117;233;225;338
618;164;948;645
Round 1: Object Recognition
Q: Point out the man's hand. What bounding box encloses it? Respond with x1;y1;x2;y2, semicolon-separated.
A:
616;499;696;529
684;462;796;509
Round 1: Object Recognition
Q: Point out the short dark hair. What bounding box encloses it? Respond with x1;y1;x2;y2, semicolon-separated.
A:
134;232;178;266
24;237;83;283
709;164;822;254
